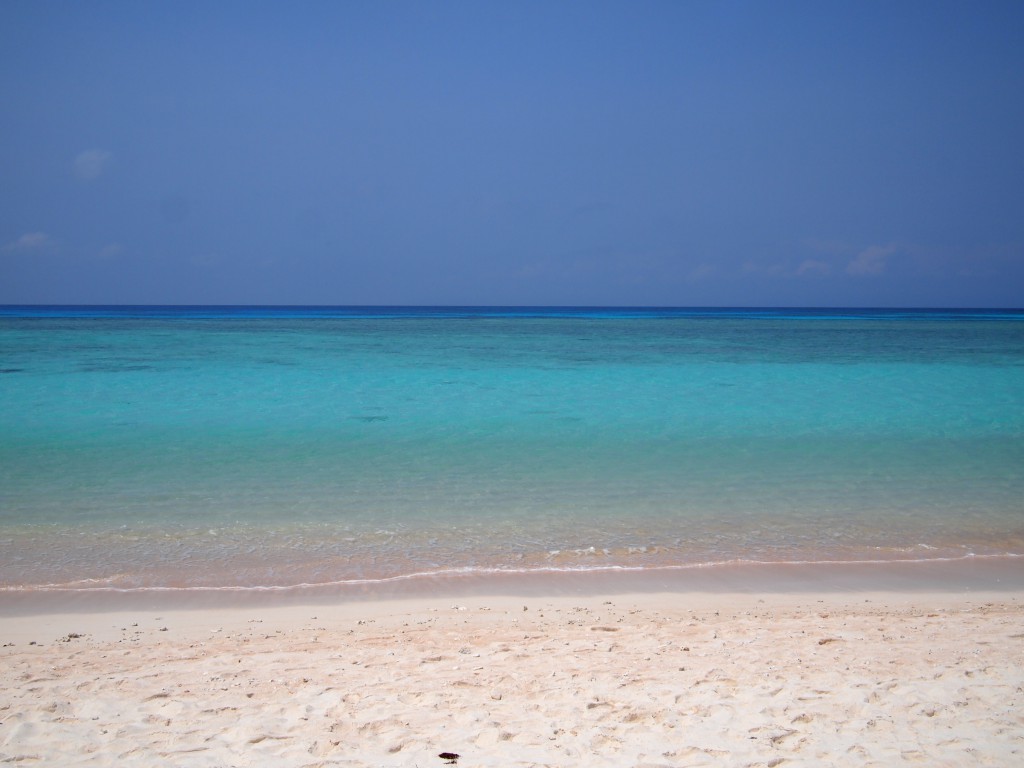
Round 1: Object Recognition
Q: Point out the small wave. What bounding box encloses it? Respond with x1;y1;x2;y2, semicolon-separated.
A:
2;552;1020;594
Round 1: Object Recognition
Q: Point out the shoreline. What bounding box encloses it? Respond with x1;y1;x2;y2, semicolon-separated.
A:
2;555;1021;616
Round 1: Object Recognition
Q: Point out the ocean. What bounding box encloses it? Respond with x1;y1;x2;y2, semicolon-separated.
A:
1;306;1022;594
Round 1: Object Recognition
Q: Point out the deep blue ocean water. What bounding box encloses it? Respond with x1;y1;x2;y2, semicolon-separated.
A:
1;307;1022;590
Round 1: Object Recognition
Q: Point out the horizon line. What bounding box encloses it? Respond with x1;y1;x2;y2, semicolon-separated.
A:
2;303;1023;311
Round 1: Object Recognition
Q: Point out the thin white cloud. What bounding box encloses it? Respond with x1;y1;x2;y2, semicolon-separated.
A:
847;244;897;276
796;258;831;276
74;149;112;180
3;232;54;253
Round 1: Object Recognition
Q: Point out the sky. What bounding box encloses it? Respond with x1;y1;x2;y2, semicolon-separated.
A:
2;1;1023;307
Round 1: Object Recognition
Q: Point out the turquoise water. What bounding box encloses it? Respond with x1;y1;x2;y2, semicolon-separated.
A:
1;307;1023;590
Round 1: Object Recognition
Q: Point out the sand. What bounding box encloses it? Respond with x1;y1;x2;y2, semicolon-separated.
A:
1;589;1023;767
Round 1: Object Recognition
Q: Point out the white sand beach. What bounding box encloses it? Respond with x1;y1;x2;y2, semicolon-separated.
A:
2;589;1022;767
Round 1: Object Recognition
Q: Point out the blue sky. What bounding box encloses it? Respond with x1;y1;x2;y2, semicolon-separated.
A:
2;1;1022;307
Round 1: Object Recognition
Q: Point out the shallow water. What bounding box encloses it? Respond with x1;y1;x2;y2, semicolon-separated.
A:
1;307;1022;591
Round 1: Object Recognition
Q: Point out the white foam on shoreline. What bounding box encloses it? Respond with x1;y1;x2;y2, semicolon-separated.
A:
3;552;1021;596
